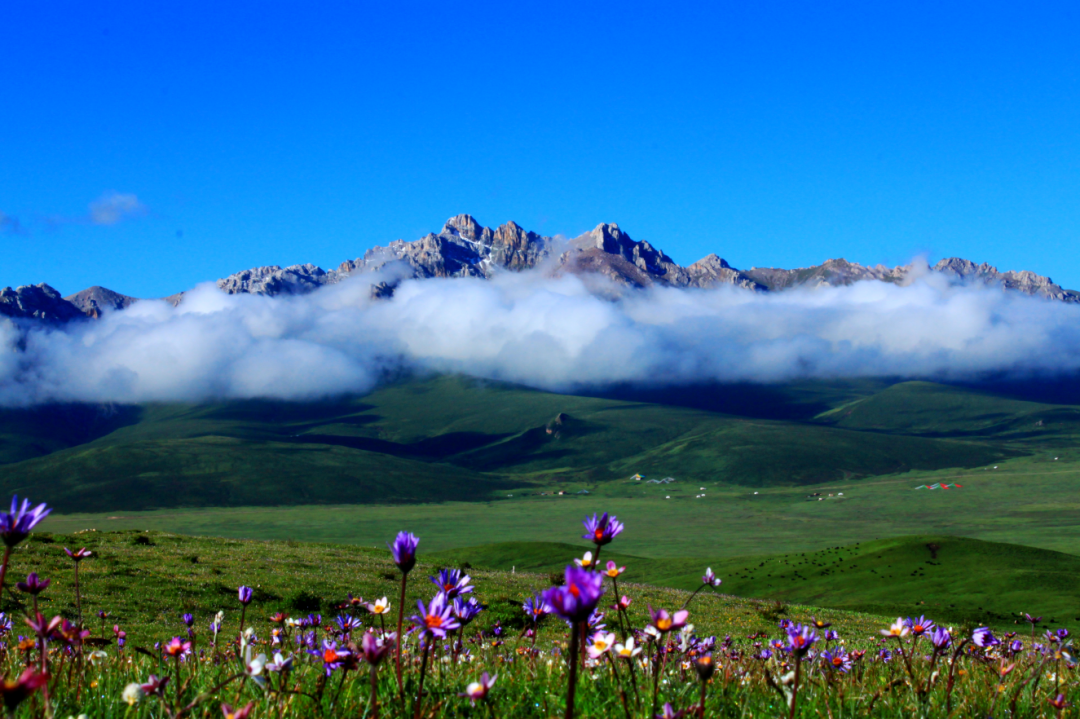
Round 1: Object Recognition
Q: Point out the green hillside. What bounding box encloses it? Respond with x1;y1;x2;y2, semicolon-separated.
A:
431;535;1080;629
0;376;1022;510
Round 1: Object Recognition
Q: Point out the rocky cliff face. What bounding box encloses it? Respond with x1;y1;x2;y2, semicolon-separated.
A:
64;286;139;318
11;215;1078;322
0;284;84;323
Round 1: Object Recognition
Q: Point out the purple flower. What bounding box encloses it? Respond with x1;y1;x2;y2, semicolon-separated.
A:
388;531;419;574
648;606;689;633
1057;628;1069;640
1009;639;1023;653
315;640;351;675
906;615;935;636
701;567;721;587
452;597;483;626
1024;613;1043;625
0;497;50;548
431;569;473;598
582;513;624;546
542;566;605;623
784;624;817;657
972;627;1000;648
63;547;92;561
410;593;461;639
181;614;194;628
359;631;393;665
459;672;497;704
654;703;687;719
16;573;50;596
930;627;952;650
335;615;363;635
522;594;552;621
238;586;253;605
822;649;852;672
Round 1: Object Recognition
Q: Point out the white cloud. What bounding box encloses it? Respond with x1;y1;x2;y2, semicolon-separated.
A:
1;267;1079;406
88;192;147;225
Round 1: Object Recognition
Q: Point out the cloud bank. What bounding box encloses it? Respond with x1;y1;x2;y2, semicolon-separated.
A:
2;268;1080;406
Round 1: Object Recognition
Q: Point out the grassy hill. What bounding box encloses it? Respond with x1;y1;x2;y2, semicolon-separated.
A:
431;535;1080;629
0;376;1022;510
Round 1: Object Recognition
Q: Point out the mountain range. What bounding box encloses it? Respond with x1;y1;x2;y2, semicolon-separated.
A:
3;214;1078;322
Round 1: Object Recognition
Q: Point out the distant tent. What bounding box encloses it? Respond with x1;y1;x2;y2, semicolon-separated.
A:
631;474;643;481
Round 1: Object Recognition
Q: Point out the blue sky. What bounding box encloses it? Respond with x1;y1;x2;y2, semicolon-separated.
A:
2;1;1078;298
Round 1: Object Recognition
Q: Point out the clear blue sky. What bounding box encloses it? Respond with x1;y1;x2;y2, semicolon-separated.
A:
2;1;1078;298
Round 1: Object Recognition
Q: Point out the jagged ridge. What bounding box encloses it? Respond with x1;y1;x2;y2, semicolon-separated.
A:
3;214;1077;322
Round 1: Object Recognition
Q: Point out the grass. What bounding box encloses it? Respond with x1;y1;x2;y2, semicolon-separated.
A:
0;376;1026;511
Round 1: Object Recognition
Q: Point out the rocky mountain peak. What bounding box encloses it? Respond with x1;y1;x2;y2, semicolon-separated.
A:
0;283;84;323
64;286;138;318
443;214;485;240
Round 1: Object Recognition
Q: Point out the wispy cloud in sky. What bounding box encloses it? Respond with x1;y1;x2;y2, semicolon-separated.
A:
2;269;1079;407
0;211;26;235
87;192;147;225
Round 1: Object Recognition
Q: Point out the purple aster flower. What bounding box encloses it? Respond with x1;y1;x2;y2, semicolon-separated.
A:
431;569;473;598
1057;628;1069;640
335;614;363;635
784;624;817;657
238;586;253;605
16;573;50;596
360;631;393;665
648;606;689;633
0;497;50;548
388;531;419;574
181;613;194;628
758;648;773;660
140;674;169;696
654;702;687;719
825;629;840;642
1024;613;1043;625
63;547;91;562
822;649;852;672
542;566;605;623
582;513;624;546
906;615;935;636
930;626;952;650
878;648;892;662
1009;639;1023;653
972;627;1000;648
315;640;351;675
522;594;552;622
410;593;461;639
701;568;721;587
452;597;483;626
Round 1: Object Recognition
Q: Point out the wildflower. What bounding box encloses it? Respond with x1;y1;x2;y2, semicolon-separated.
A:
25;613;61;639
452;597;484;626
582;512;624;546
1049;694;1071;710
613;595;632;611
810;617;831;630
388;531;419;574
335;614;363;635
702;567;722;587
88;649;107;664
410;593;461;639
785;624;817;657
614;636;642;658
16;573;49;595
140;675;169;697
459;672;497;704
316;640;351;675
587;631;616;659
0;497;50;547
574;551;595;569
181;613;194;627
266;652;294;673
360;631;393;665
366;597;391;615
543;566;605;623
522;594;552;621
694;653;717;680
244;653;266;681
973;627;1000;648
604;561;626;578
221;702;255;719
121;683;144;706
63;547;91;561
113;624;127;647
822;649;852;672
654;703;687;719
648;606;689;633
907;615;935;636
163;637;192;657
881;618;909;639
237;586;253;605
930;626;952;650
431;568;473;598
1010;639;1023;653
1024;613;1043;625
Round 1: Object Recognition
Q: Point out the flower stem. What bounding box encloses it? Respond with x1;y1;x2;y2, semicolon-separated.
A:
564;621;580;719
787;655;802;719
412;641;430;719
395;573;408;695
